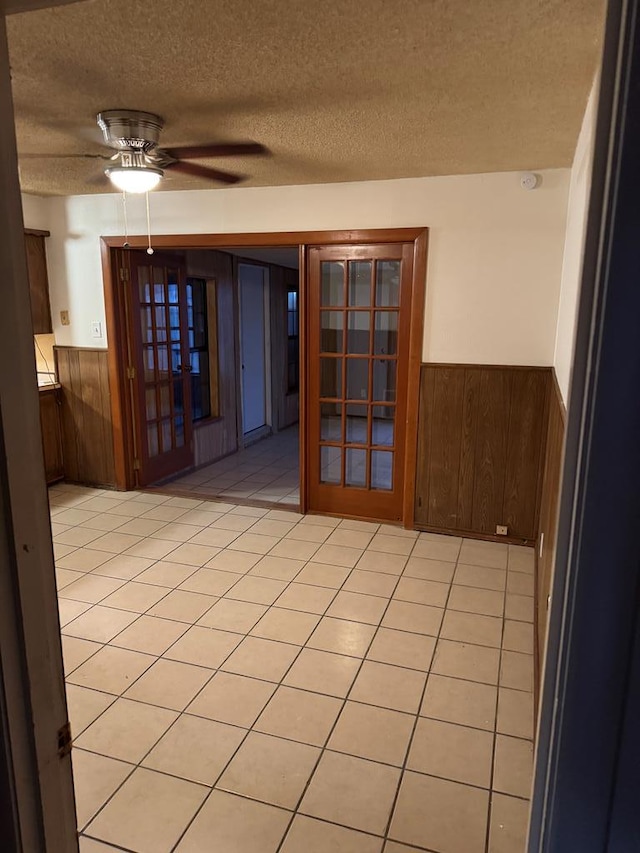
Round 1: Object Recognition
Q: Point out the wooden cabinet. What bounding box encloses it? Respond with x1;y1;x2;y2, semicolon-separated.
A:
25;231;52;334
39;387;64;484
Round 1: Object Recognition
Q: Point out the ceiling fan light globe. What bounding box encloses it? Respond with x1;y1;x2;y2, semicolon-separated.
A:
106;166;163;193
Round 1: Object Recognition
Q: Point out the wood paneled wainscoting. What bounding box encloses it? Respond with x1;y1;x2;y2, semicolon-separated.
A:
55;347;116;487
415;364;550;543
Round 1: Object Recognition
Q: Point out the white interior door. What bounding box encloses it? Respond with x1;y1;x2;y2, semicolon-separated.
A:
240;264;267;434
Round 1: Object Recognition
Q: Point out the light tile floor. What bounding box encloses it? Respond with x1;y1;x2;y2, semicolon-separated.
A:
50;482;535;853
160;426;300;508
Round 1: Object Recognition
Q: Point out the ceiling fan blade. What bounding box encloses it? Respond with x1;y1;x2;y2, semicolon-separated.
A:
165;161;244;185
163;142;268;160
19;153;109;160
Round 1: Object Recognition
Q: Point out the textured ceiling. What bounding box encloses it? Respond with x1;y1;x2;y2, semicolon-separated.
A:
7;0;605;196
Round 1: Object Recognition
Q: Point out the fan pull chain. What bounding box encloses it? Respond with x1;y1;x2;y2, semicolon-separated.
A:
145;191;154;255
122;191;130;248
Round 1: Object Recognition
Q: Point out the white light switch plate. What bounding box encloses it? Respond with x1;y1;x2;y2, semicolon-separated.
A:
90;321;102;338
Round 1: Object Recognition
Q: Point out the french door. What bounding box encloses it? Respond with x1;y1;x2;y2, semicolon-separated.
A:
127;251;193;485
307;243;414;520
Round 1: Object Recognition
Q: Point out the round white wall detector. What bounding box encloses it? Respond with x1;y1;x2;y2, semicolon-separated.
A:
520;172;539;191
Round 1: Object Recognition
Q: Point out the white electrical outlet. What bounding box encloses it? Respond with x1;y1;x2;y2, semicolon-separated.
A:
90;321;102;339
496;524;508;536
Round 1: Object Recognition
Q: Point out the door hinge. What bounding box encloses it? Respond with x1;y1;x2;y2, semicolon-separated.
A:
120;267;129;282
126;365;136;380
133;458;141;471
57;721;72;758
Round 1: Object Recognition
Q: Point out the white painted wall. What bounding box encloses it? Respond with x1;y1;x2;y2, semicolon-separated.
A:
553;81;598;403
22;169;570;363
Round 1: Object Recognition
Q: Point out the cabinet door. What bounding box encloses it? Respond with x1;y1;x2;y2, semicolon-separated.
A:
25;233;52;334
39;391;64;484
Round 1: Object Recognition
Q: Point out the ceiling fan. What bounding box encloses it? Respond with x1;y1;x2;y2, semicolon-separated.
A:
48;109;268;193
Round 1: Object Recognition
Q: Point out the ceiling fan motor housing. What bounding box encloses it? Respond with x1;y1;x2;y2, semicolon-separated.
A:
97;109;164;152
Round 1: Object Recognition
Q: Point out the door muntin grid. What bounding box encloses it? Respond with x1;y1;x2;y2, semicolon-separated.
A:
318;258;400;491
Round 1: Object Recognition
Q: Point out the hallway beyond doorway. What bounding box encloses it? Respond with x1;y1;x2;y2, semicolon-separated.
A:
156;427;300;509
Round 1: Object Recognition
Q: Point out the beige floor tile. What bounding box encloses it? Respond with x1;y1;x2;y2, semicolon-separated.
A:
210;514;257;532
378;524;418;539
497;688;534;739
218;731;319;808
72;748;133;829
250;518;297;538
198;597;268;633
389;771;489;853
489;792;531;853
343;569;398;597
228;532;281;554
59;573;125;604
249;554;305;581
421;674;497;731
381;600;444;636
327;590;388;625
91;554;156;581
300;751;400;835
454;563;507;591
408;717;493;787
67;645;155;694
55;527;103;547
507;572;535;596
250;607;320;645
56;568;84;590
131;561;196;588
508;545;535;575
402;556;455;583
221;635;299;681
367;628;435;671
62;605;138;643
57;549;112;572
178;567;242;597
432;639;501;685
53;508;100;526
188;527;239;548
54;542;78;561
66;685;116;737
281;814;383;853
500;650;534;692
147;589;218;623
99;581;172;613
164;625;242;668
284;647;360;697
393;576;449;608
124;658;214;710
86;767;208;853
188;671;276;727
339;519;380;533
295;562;351;588
275;582;337;614
255;685;342;746
313;543;364;568
79;836;122;852
89;532;144;554
411;537;460;562
384;843;420;853
143;714;245;785
351;661;426;713
447;585;504;617
80;514;133;534
109;614;188;655
286;523;332;543
493;735;534;798
269;537;321;561
175;789;290;853
163;542;222;566
205;549;261;573
505;593;534;623
308;616;376;657
459;540;508;569
57;598;92;627
75;698;177;763
228;504;269;517
115;517;168;537
225;575;288;604
325;528;375;550
298;514;340;527
329;701;414;765
142;504;190;522
503;619;534;654
356;550;408;575
367;534;414;556
123;538;180;560
441;610;503;647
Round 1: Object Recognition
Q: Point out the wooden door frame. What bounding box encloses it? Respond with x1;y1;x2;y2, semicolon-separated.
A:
101;227;428;525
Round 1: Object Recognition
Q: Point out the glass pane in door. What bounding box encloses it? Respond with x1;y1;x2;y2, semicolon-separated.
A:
321;262;345;306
